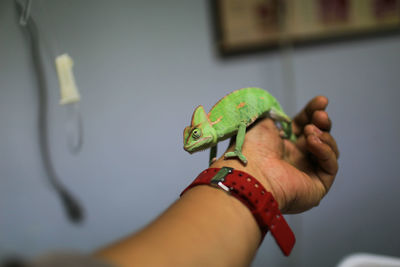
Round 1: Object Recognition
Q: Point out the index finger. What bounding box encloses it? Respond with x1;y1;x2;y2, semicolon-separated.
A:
292;96;328;136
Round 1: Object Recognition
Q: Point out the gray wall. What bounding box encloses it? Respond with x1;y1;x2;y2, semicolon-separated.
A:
1;1;399;266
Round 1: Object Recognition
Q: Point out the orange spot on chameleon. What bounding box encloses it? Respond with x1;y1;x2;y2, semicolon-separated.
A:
211;116;223;126
236;102;246;109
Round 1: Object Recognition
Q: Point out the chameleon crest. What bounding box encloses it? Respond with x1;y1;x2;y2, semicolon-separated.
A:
183;106;217;153
183;88;296;165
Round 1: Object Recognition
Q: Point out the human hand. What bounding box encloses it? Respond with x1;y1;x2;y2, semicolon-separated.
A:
211;96;339;213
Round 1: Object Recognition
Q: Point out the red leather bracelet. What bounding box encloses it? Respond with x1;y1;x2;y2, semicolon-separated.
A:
180;167;295;256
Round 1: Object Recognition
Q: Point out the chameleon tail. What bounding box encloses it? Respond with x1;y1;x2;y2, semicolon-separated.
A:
269;107;296;141
282;121;297;142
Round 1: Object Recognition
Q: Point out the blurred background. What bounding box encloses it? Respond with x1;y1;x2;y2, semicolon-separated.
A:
0;0;399;266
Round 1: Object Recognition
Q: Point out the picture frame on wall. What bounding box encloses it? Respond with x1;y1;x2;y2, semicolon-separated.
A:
213;0;400;55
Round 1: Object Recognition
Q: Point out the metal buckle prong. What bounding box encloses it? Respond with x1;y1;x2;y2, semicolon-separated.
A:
216;181;230;192
210;167;233;192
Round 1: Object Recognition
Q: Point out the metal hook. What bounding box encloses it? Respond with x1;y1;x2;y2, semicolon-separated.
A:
19;0;33;26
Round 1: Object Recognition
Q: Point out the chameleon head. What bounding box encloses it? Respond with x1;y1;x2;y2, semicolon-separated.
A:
183;105;217;153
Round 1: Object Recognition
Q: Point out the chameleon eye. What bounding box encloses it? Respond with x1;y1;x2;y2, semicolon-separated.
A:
192;129;201;139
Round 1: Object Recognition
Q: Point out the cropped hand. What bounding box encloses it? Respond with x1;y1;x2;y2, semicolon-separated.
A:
211;96;339;213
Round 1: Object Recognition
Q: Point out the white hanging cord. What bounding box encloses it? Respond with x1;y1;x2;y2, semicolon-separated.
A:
37;0;84;154
280;43;296;115
277;1;297;116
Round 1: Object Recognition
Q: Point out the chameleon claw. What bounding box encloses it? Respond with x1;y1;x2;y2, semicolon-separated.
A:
224;150;248;165
238;154;248;165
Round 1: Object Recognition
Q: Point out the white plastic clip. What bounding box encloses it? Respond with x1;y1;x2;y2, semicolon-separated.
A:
55;54;81;105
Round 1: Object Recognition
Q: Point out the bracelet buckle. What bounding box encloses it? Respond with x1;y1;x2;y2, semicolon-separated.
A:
210;167;233;192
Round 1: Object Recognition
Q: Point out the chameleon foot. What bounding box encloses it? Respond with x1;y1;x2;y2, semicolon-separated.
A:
224;150;248;165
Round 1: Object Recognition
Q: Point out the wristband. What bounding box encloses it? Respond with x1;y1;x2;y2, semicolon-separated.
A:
180;167;295;256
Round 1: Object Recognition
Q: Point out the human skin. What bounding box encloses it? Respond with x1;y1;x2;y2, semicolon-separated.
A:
95;96;339;267
212;95;339;213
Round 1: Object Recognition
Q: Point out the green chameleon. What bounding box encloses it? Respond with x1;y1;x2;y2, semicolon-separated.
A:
183;87;296;165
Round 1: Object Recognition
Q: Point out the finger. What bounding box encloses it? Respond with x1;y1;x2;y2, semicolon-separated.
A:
293;96;328;136
305;128;338;192
319;132;339;159
304;124;339;158
311;110;332;132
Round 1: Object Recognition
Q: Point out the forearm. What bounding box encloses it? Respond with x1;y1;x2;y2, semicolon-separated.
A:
95;185;262;267
95;96;340;266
